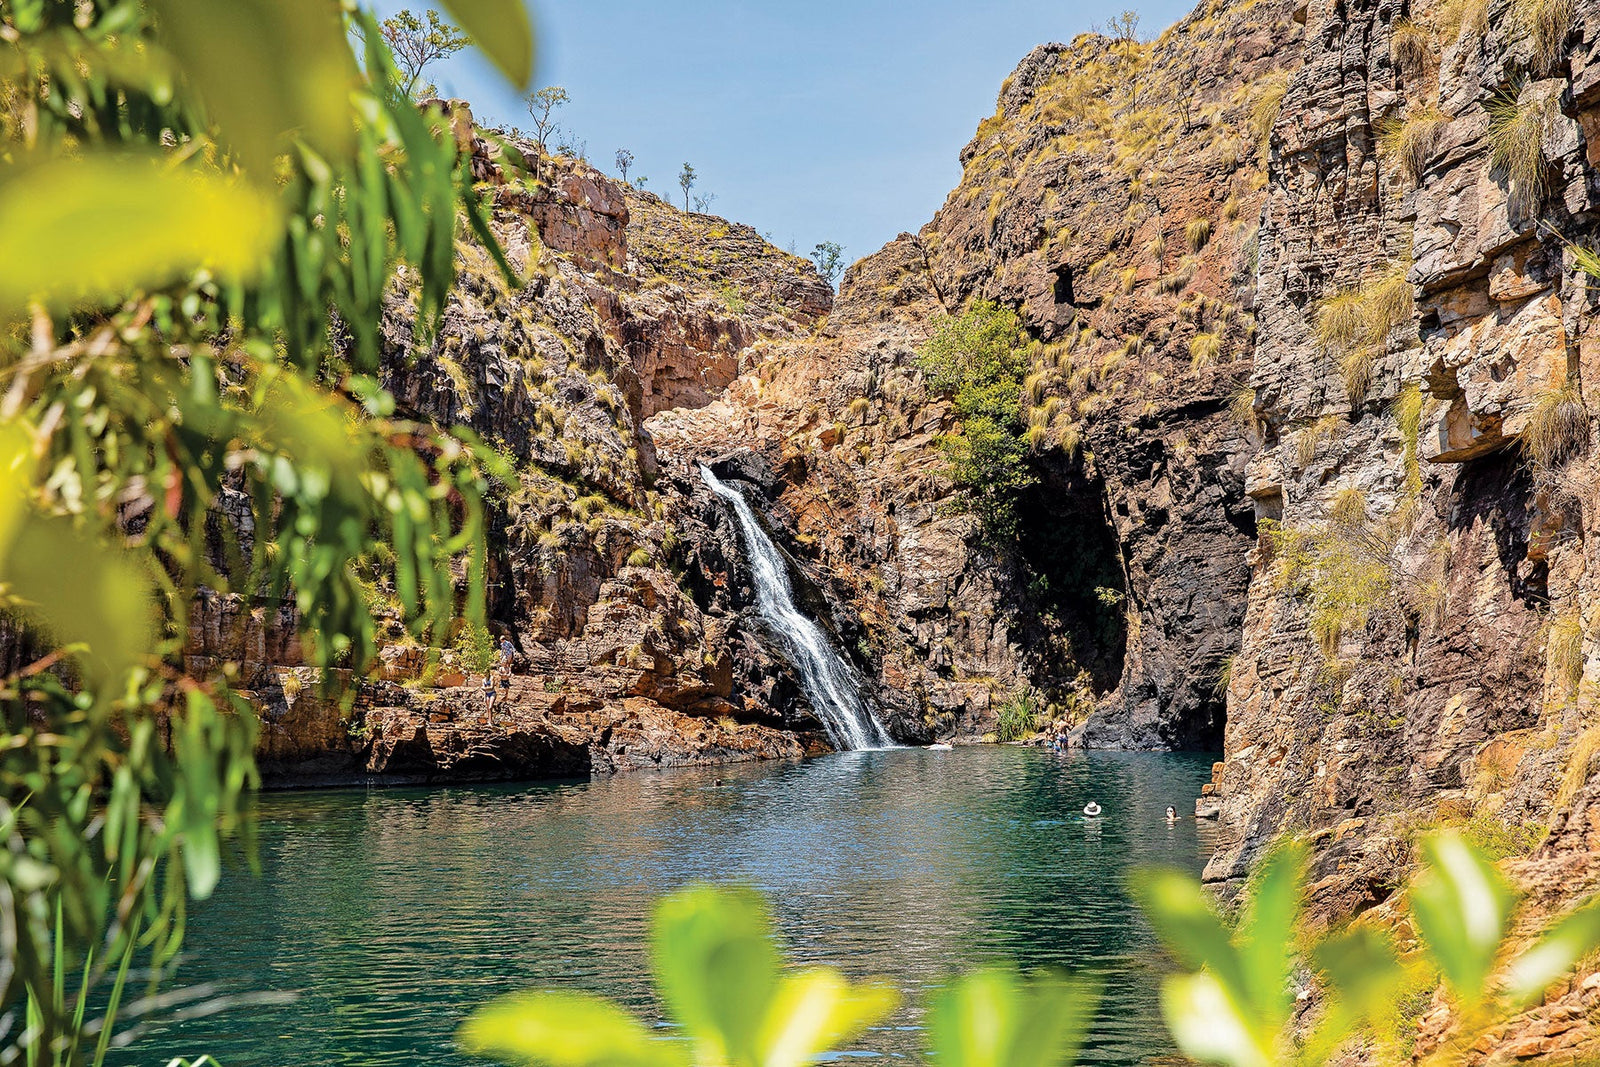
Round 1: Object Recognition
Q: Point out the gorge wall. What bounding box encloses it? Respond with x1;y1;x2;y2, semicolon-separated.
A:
213;0;1600;975
195;126;854;784
153;0;1600;1054
658;0;1302;750
1204;0;1600;923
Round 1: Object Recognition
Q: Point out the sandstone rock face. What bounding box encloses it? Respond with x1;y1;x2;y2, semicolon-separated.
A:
1202;0;1600;912
657;3;1300;748
196;130;839;785
204;14;1600;1062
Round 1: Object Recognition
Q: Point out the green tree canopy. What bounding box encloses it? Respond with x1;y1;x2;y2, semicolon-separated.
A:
381;7;473;97
917;301;1037;542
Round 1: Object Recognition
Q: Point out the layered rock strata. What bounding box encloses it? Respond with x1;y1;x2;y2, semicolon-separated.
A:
186;127;839;784
659;2;1302;748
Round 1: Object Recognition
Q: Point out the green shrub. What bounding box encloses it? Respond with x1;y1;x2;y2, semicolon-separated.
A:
1442;809;1549;860
1248;71;1290;157
1315;263;1413;402
718;282;748;314
1548;607;1585;698
456;619;496;674
1378;106;1448;186
1525;384;1588;468
1513;0;1574;73
1229;387;1259;432
1440;0;1489;41
1390;17;1432;69
1188;330;1224;374
917;302;1037;541
995;688;1045;741
1340;345;1377;404
1263;508;1393;657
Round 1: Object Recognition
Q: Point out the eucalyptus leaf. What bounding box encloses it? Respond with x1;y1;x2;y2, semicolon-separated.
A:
0;155;282;312
926;967;1098;1067
146;0;357;170
758;968;898;1067
439;0;536;89
651;886;780;1067
1235;841;1305;1024
4;508;153;691
1504;898;1600;1008
1130;868;1250;1001
1159;971;1270;1067
460;991;679;1067
1411;832;1514;1008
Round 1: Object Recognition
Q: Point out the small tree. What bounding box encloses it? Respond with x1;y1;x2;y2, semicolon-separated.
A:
1106;10;1143;112
812;241;846;287
555;134;587;162
917;302;1036;541
381;8;471;98
615;148;634;183
678;162;697;211
692;191;717;212
526;85;569;151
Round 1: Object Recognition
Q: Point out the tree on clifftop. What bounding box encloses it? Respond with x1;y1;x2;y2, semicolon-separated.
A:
812;241;846;288
679;162;697;211
615;148;635;183
527;85;570;151
381;7;472;97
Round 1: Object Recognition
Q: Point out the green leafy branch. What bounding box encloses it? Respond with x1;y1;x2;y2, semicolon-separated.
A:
1136;834;1600;1067
462;885;1099;1067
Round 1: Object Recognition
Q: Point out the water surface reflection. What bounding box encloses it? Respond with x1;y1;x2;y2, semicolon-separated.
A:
125;746;1218;1066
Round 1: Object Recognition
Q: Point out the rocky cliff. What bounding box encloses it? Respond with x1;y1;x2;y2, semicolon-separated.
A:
658;1;1302;749
188;121;851;784
160;0;1600;1055
209;0;1600;968
1203;0;1600;923
645;0;1600;1051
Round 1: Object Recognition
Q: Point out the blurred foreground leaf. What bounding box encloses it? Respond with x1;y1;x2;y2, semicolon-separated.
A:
0;155;281;312
439;0;536;88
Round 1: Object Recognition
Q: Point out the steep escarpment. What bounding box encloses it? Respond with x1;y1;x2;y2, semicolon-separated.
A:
1202;0;1600;916
656;0;1302;747
188;118;843;784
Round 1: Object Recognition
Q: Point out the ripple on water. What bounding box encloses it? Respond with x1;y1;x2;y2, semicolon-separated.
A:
122;746;1218;1067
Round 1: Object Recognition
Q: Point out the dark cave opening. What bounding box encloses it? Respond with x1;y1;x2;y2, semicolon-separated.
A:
1012;453;1128;698
1052;265;1076;307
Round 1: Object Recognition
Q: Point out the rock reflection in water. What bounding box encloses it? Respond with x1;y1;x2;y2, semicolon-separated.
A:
124;747;1217;1066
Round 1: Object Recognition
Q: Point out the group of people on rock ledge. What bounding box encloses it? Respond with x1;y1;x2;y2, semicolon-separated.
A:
480;637;517;722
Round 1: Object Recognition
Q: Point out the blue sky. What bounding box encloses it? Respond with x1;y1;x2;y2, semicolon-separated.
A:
374;0;1192;270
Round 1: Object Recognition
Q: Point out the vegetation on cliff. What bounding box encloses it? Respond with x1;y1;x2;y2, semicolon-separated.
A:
916;302;1036;541
0;0;531;1058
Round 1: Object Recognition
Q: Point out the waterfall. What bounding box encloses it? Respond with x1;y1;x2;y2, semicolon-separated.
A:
699;465;894;751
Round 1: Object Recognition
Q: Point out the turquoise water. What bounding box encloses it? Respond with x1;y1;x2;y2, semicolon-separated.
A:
123;746;1219;1066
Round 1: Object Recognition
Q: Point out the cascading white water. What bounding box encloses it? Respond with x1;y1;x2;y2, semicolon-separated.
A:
700;465;894;751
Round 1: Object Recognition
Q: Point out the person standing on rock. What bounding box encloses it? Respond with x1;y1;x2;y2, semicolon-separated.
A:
482;670;497;724
499;637;515;671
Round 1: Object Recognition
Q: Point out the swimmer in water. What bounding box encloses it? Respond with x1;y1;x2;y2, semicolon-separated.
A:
1166;805;1178;822
1083;801;1103;817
